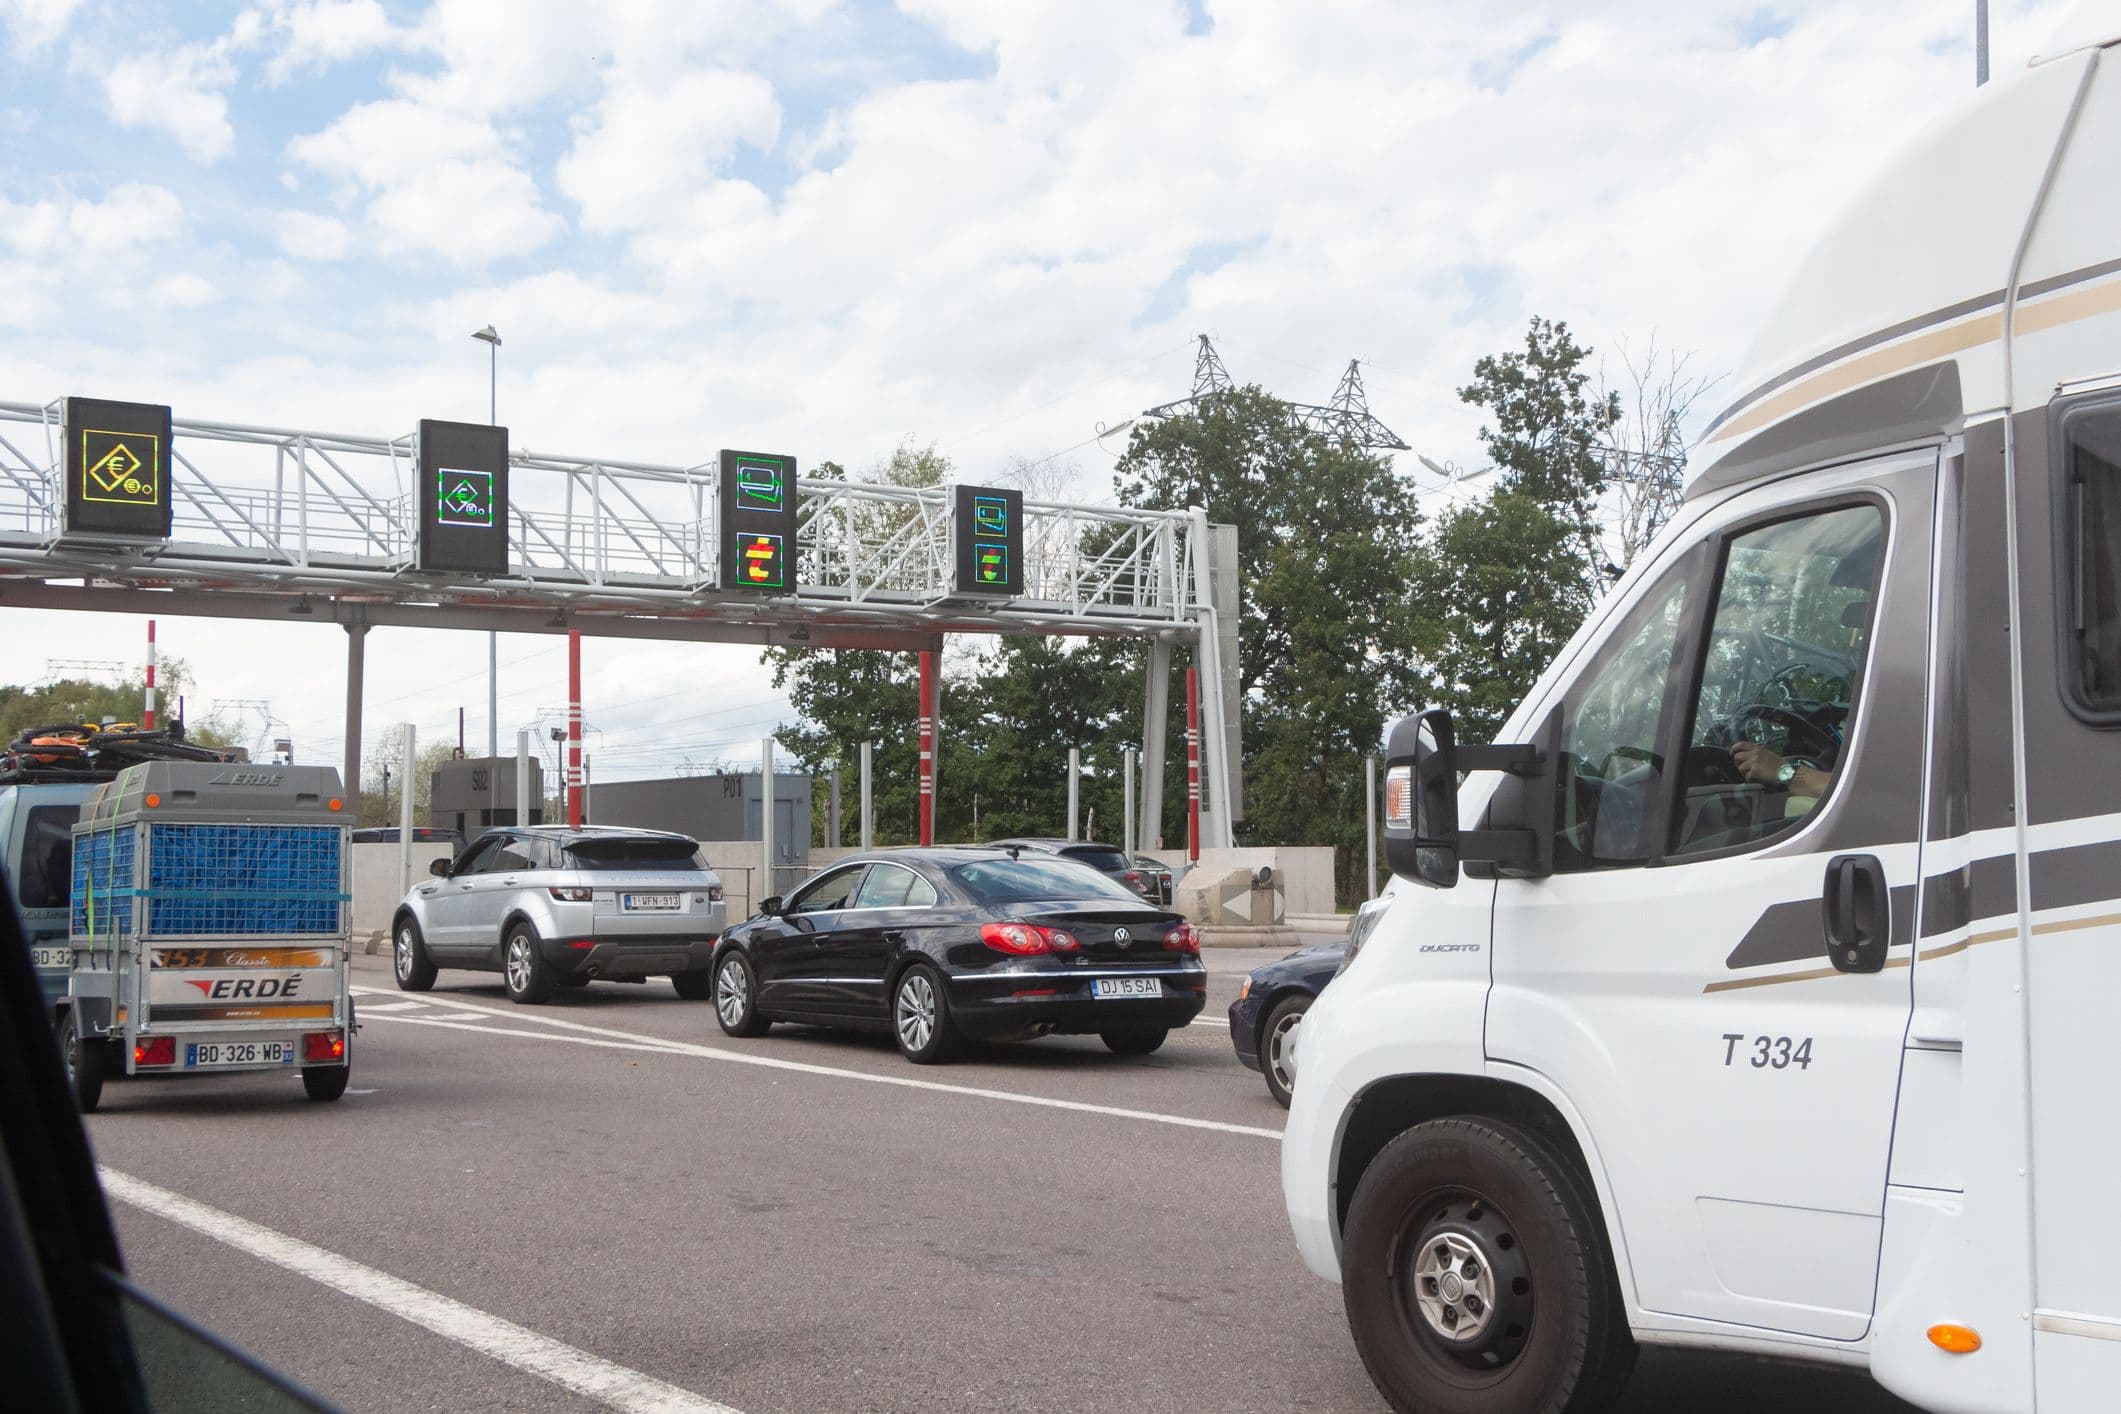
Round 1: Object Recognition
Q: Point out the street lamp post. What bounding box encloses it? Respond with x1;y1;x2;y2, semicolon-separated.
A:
472;326;501;767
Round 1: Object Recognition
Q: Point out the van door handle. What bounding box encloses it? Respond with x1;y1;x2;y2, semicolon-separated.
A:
1823;854;1889;973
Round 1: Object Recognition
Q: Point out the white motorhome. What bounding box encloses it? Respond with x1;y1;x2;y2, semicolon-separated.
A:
1283;19;2121;1414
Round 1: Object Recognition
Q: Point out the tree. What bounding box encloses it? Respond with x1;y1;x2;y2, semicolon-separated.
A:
1460;317;1621;581
358;733;459;827
1411;317;1627;743
1595;337;1719;573
0;660;238;750
1113;385;1427;897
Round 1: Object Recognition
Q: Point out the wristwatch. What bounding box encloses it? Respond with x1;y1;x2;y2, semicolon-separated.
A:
1776;761;1801;787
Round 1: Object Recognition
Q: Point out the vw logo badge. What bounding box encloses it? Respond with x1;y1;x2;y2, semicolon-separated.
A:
1114;927;1132;948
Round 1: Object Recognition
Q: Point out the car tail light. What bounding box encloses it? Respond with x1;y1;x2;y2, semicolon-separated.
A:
549;886;593;902
135;1035;175;1067
1046;929;1080;951
1162;923;1201;955
981;922;1050;955
1121;870;1148;894
303;1031;345;1062
708;884;725;902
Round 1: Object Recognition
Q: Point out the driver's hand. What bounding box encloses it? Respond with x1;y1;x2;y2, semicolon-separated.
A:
1731;740;1783;785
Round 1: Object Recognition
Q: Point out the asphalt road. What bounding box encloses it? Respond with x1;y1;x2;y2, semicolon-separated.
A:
83;949;1924;1414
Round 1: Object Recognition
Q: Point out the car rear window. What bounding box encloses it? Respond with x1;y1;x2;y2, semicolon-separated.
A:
16;804;77;909
1060;846;1130;873
566;838;708;872
950;856;1142;904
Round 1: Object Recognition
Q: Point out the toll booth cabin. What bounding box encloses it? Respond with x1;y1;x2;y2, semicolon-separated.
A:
430;756;545;839
581;771;810;909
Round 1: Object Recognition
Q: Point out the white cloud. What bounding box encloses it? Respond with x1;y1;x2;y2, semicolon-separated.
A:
253;0;398;85
286;98;560;262
152;272;218;308
97;26;250;162
275;209;351;259
557;68;780;233
0;182;184;259
0;0;79;51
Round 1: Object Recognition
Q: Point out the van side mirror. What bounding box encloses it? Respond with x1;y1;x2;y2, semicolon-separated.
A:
428;857;449;877
1382;707;1550;888
757;895;783;917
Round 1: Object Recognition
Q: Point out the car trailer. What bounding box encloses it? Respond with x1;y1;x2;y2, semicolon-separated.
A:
58;762;355;1112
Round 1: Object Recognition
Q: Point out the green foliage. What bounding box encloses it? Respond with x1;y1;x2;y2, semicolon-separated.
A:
0;659;237;750
1459;316;1620;558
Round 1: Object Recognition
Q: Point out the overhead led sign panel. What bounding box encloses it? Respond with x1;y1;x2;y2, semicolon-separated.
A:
416;419;510;575
63;396;173;538
718;449;797;593
952;484;1023;595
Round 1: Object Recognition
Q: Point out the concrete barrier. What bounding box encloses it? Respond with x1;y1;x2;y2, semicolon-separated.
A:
350;841;454;953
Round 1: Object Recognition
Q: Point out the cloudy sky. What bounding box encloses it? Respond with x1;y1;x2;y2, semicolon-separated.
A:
0;0;2074;785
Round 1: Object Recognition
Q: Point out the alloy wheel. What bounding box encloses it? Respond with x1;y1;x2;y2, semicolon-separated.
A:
506;935;532;993
1267;1008;1303;1094
716;958;749;1029
395;928;414;981
896;972;936;1052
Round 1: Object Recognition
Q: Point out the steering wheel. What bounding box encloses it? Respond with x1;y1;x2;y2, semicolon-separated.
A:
1730;704;1839;761
1685;745;1745;787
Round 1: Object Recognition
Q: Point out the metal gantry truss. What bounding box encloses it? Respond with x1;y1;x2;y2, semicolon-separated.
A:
0;400;1205;648
1141;335;1409;451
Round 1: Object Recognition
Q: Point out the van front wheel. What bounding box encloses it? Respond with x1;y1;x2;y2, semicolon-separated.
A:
1340;1116;1634;1414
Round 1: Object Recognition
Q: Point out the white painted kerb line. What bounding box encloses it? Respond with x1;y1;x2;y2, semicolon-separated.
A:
99;1168;737;1414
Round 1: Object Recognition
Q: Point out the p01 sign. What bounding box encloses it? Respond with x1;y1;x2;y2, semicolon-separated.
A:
952;484;1023;595
718;449;798;593
63;396;173;539
416;419;510;575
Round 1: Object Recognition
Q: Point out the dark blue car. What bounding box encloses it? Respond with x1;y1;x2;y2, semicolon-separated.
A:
1229;941;1345;1107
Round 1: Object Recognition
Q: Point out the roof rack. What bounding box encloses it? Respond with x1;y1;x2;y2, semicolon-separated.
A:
0;724;238;787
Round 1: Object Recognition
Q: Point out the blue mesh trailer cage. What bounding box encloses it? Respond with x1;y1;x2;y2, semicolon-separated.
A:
70;821;138;943
145;824;344;937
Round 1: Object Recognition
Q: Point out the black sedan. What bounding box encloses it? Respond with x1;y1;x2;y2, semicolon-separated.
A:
709;847;1206;1064
1229;942;1346;1106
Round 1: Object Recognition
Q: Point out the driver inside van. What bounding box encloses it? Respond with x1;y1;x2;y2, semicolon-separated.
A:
1729;739;1833;799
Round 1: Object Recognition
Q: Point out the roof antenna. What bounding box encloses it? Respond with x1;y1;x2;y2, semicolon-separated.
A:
1005;845;1021;861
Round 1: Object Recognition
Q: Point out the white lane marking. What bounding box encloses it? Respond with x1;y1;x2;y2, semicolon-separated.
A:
357;986;1281;1140
99;1168;737;1414
1188;1015;1229;1027
352;1000;428;1014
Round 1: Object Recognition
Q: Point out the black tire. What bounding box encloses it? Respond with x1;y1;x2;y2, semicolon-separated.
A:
58;1010;105;1114
712;951;771;1038
1341;1116;1635;1414
890;964;961;1064
670;971;713;1001
1100;1026;1168;1056
501;923;555;1004
1260;994;1310;1107
302;1063;350;1102
393;915;437;992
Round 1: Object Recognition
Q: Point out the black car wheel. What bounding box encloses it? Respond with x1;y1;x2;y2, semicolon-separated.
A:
1341;1117;1634;1414
891;964;961;1065
713;953;771;1037
1100;1026;1168;1056
1261;994;1309;1107
57;1010;104;1114
502;924;555;1005
393;916;437;992
670;971;713;1001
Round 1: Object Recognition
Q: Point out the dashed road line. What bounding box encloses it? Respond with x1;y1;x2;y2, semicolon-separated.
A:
100;1168;738;1414
353;985;1281;1140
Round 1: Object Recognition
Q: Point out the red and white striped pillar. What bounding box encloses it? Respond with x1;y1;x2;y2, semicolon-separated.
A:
917;648;937;846
1184;666;1201;864
143;619;157;730
566;630;584;828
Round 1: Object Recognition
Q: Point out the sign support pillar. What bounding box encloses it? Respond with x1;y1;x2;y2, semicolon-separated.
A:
397;723;416;899
566;629;583;828
144;619;156;730
859;741;874;850
1184;667;1202;864
1067;746;1080;840
827;765;841;849
1122;747;1137;857
1140;638;1170;850
515;729;532;829
917;649;937;846
760;736;776;906
343;623;368;814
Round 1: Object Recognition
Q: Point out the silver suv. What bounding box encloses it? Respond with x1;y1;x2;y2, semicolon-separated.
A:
390;826;726;1004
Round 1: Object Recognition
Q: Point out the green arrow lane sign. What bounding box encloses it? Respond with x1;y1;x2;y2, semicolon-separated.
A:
434;468;495;527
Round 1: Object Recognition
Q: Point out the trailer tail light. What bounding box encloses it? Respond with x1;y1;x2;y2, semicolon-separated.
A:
303;1031;345;1062
134;1035;175;1067
1928;1324;1981;1354
548;886;593;902
1384;766;1412;829
1163;923;1201;954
